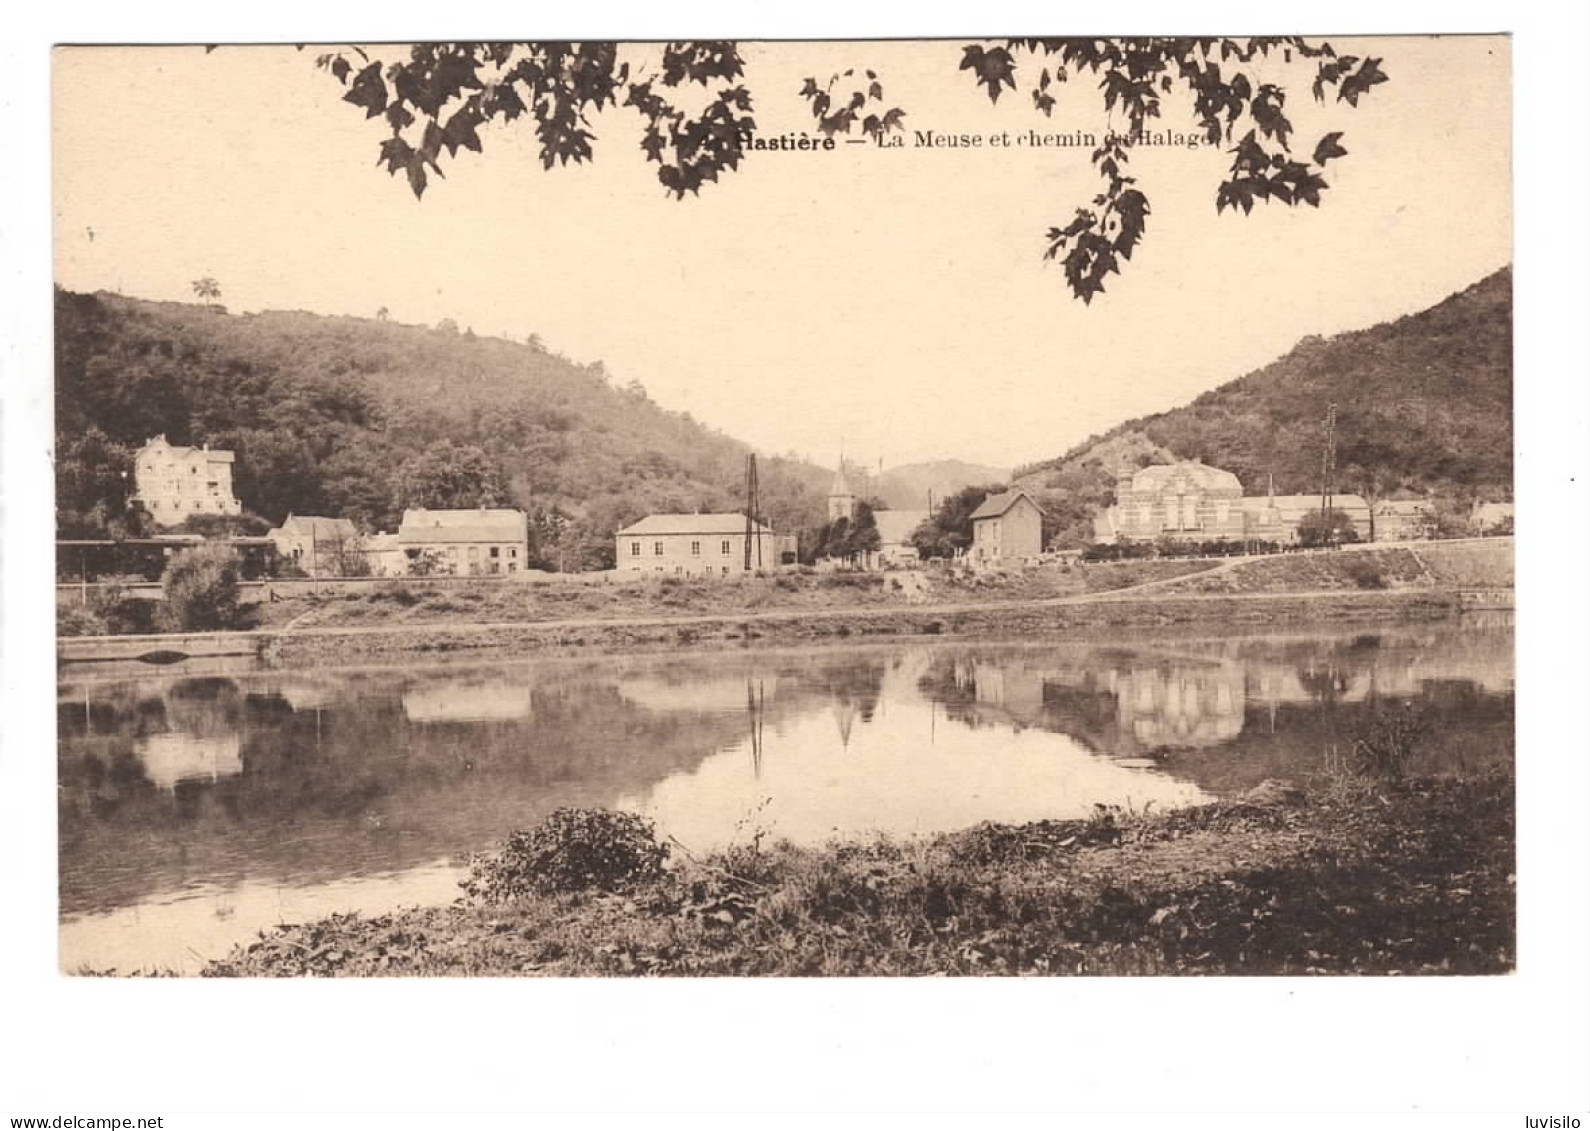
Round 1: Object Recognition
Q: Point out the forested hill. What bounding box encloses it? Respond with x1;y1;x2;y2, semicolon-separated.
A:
876;460;1012;511
54;289;830;567
1015;267;1513;546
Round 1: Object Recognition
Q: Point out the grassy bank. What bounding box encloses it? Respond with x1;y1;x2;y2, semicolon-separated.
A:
1154;538;1513;597
197;771;1513;978
261;589;1461;667
57;559;1218;639
251;558;1218;631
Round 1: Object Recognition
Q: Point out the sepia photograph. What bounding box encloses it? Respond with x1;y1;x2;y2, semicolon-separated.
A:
6;4;1590;1125
45;34;1521;980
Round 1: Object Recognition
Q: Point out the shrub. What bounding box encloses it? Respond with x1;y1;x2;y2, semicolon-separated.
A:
103;597;161;634
1343;558;1388;589
58;603;109;637
1351;705;1428;781
162;544;242;630
461;808;669;902
367;581;420;606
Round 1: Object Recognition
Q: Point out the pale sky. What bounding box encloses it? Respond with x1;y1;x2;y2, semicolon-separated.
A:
52;36;1510;470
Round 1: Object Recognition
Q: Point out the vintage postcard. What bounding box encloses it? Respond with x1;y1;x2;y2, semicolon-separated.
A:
49;36;1515;982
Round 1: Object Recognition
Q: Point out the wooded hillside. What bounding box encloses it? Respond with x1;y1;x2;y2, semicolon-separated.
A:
54;289;830;568
1015;267;1513;545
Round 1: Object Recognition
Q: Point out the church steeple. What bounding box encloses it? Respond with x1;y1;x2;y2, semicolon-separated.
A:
828;447;856;522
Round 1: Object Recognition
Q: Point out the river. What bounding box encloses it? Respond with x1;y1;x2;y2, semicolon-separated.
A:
57;618;1513;972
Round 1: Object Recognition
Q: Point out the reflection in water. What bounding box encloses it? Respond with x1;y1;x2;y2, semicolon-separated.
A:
138;732;243;790
58;620;1514;971
628;695;1208;851
403;680;533;723
1117;661;1245;749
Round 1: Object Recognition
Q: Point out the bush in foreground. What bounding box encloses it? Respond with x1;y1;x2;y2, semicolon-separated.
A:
162;544;242;630
462;808;669;902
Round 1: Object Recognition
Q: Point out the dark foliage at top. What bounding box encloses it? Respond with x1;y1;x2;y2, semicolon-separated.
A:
305;38;1384;303
1017;268;1513;546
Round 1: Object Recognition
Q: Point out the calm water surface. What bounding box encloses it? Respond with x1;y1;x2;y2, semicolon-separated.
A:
58;619;1513;971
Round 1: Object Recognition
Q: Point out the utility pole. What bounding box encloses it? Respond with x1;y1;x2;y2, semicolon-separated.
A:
743;453;762;571
1320;403;1338;547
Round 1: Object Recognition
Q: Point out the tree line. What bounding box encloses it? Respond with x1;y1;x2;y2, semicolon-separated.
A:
54;288;833;569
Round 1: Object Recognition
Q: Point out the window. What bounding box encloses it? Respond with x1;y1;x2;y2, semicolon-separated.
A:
675;565;683;574
468;546;480;561
721;540;731;555
630;541;641;557
654;542;664;555
509;547;518;558
691;541;700;556
721;566;729;576
490;546;500;558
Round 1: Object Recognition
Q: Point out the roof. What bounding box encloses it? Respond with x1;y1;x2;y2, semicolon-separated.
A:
136;434;236;464
617;513;773;537
873;510;929;545
398;508;527;545
969;490;1038;521
1128;461;1241;493
1242;494;1370;520
275;515;358;542
1375;499;1434;515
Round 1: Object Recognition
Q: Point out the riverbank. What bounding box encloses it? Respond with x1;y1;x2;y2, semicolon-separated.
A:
257;588;1465;667
196;770;1514;977
57;539;1511;667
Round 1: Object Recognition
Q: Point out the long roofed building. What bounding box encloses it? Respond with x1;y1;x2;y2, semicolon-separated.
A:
616;513;780;575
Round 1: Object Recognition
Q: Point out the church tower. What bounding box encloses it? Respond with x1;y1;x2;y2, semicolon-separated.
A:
827;455;856;523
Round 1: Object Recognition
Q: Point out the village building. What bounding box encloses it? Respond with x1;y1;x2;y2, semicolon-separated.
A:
266;515;361;577
616;513;779;576
969;490;1045;566
824;456;924;569
361;531;407;577
396;508;528;575
1242;489;1371;544
1372;496;1438;542
872;510;929;568
1103;461;1247;543
1470;500;1514;535
132;434;242;526
827;462;857;523
1095;460;1371;545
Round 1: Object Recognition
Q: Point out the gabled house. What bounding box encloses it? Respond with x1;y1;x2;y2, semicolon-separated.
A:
266;515;361;577
1372;497;1437;542
397;508;528;575
969;490;1044;566
132;434;242;526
